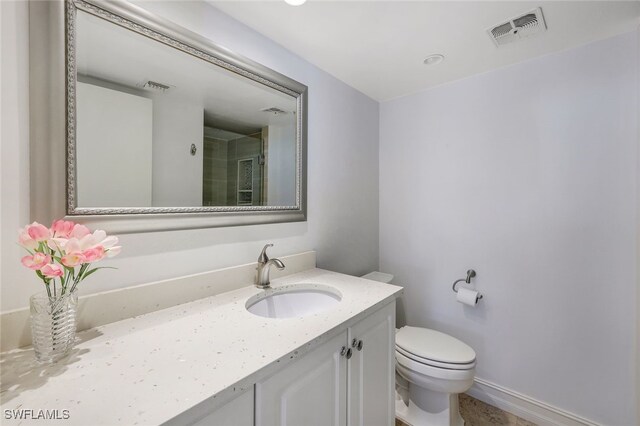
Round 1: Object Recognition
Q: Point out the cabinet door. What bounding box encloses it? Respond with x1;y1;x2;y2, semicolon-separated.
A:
191;388;254;426
164;388;253;426
256;330;348;426
347;302;396;426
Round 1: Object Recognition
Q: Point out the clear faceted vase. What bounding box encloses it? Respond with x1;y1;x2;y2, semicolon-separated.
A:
30;291;78;363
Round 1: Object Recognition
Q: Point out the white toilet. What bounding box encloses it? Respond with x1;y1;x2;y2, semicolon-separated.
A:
361;272;476;426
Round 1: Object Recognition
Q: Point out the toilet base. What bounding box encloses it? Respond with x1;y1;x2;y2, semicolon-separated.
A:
395;386;464;426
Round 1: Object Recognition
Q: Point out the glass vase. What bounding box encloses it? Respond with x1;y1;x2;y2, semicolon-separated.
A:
29;291;78;363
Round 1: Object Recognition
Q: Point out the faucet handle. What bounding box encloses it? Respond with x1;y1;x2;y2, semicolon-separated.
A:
258;244;274;263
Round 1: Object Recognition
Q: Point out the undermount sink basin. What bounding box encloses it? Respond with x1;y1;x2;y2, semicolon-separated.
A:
246;283;342;319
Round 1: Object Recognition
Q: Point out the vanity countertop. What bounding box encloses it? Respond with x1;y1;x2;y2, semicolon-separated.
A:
0;268;402;425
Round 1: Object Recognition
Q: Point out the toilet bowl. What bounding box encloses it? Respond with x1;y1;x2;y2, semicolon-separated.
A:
361;272;477;426
395;326;476;426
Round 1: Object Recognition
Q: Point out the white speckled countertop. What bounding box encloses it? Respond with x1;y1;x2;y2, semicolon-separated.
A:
0;269;402;425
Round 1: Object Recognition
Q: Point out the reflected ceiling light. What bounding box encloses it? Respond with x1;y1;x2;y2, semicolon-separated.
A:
423;54;445;66
285;0;307;5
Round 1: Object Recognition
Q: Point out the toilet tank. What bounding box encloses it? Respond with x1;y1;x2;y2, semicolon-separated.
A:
361;271;394;284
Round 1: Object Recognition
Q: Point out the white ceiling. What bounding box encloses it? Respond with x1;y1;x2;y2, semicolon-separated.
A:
210;1;640;101
76;9;296;133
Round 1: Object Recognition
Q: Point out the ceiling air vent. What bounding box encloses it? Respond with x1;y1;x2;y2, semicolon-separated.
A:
261;107;288;115
143;80;171;92
488;7;547;47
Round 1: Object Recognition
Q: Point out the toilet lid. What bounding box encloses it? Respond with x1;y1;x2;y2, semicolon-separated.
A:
396;345;475;370
395;326;476;364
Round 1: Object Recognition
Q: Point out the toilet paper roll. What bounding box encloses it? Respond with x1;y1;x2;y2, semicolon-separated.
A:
457;287;481;306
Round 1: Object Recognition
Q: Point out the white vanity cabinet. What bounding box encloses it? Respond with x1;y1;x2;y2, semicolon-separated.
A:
256;330;349;426
347;302;396;426
255;302;395;426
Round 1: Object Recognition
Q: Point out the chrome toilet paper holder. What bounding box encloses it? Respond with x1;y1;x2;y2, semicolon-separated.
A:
452;269;483;299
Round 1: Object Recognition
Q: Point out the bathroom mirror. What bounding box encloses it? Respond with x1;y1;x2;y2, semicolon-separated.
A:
29;0;307;233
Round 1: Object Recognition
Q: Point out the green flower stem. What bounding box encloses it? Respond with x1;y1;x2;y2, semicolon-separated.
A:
63;266;73;294
70;264;88;294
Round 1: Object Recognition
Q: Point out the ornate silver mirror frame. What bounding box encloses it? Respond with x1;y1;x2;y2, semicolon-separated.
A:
29;0;307;233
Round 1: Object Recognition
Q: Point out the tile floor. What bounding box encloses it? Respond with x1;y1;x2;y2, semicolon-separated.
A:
395;393;538;426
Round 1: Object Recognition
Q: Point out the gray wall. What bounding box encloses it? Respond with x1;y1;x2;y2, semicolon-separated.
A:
202;137;228;206
266;122;296;206
151;95;204;207
379;32;638;425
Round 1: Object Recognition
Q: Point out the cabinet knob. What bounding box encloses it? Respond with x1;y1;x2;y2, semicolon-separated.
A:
352;338;363;351
346;348;353;359
340;346;347;357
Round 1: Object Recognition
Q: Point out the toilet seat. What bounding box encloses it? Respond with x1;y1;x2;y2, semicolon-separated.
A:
395;345;476;370
396;350;475;382
395;326;476;365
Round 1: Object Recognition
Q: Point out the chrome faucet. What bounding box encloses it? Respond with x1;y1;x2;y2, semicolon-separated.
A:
256;244;285;289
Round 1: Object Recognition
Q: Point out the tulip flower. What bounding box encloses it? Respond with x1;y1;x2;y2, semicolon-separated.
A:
26;222;51;242
61;253;85;268
21;253;52;270
82;246;105;263
18;228;39;250
47;237;69;252
51;219;75;238
18;219;120;297
70;224;91;239
41;264;64;278
106;246;122;257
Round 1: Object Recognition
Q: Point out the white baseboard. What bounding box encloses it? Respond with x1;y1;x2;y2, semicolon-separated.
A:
467;378;601;426
0;251;316;351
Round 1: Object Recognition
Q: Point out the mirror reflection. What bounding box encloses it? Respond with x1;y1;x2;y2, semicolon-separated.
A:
75;9;298;209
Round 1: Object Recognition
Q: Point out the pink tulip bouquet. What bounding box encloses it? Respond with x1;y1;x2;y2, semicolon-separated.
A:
18;220;121;298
